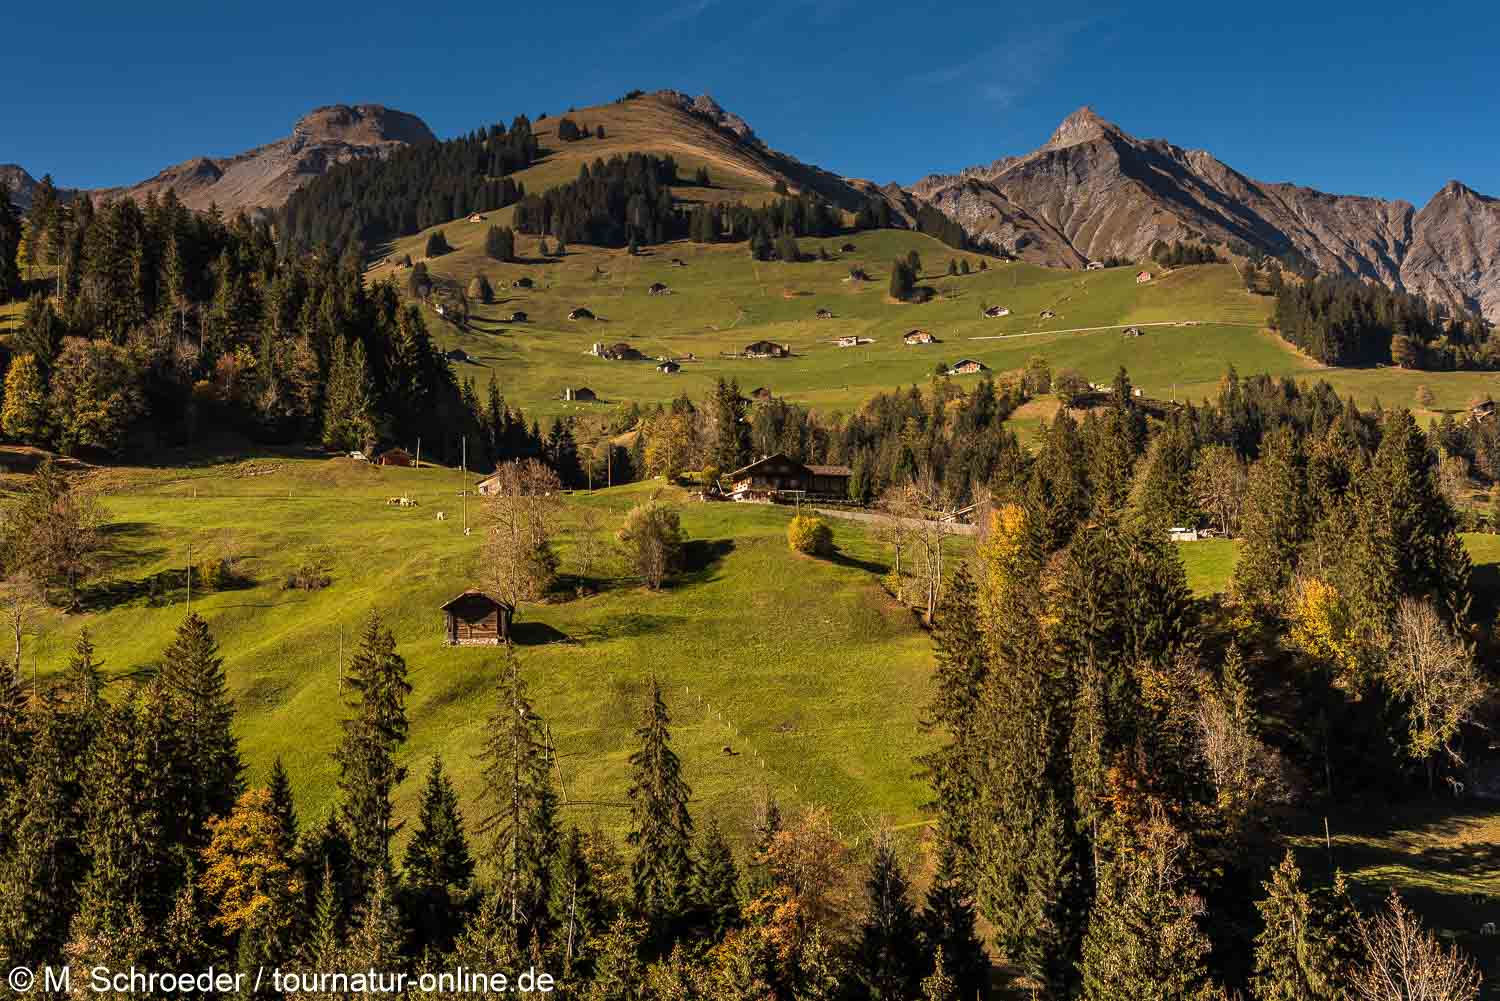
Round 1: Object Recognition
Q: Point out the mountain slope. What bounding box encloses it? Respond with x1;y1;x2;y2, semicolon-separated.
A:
910;107;1500;321
91;104;437;214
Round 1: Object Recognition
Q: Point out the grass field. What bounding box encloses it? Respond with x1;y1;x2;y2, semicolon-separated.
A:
14;455;934;856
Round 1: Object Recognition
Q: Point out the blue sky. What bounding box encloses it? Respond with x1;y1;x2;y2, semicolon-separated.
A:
3;0;1495;205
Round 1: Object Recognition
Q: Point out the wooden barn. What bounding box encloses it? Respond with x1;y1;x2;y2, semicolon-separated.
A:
744;340;790;358
508;311;528;323
657;360;681;374
569;307;596;321
441;589;513;645
379;448;415;467
562;387;597;402
513;277;535;289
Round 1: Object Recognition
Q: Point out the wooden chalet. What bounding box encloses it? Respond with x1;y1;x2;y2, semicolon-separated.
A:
904;329;935;345
1136;270;1152;284
816;308;834;319
508;310;528;322
948;359;988;375
725;452;851;502
569;307;596;321
657;360;681;374
562;387;597;402
983;305;1010;318
441;589;512;645
647;282;671;295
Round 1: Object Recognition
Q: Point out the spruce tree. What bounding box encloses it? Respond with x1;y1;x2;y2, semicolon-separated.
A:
477;651;558;951
1251;852;1358;1001
267;757;299;854
691;816;740;938
158;612;244;843
554;826;610;981
402;755;475;955
334;612;411;900
322;336;377;453
1233;427;1309;609
923;562;988;869
626;676;694;944
856;835;925;1000
343;865;406;971
921;947;959;1001
921;845;988;1001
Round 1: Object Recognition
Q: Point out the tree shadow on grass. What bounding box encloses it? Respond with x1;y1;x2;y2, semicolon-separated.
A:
678;539;735;584
1471;559;1500;622
510;620;572;646
571;612;674;645
826;548;888;576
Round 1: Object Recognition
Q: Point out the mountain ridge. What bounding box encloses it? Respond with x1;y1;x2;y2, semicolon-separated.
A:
906;106;1500;321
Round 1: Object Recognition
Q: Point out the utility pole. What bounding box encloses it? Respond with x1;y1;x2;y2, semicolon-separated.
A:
416;436;422;469
462;436;469;535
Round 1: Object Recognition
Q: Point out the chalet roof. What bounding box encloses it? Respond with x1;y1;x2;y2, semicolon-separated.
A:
727;452;797;479
806;464;852;477
440;588;513;611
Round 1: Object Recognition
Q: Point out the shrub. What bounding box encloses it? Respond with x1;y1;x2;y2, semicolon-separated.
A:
618;500;684;589
284;548;333;591
787;514;833;557
193;558;229;593
425;230;451;257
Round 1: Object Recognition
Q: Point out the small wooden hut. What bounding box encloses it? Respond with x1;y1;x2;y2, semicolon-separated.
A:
441;590;513;645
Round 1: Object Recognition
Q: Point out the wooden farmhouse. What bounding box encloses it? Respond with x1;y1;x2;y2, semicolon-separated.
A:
904;329;935;345
569;307;596;321
948;359;988;375
725;452;851;502
1136;270;1152;284
744;340;790;358
562;387;597;402
983;305;1011;318
508;310;528;323
657;360;681;374
441;589;512;645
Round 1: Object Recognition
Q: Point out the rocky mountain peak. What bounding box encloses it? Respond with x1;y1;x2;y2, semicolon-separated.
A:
654;90;762;147
291;104;436;147
1046;106;1121;148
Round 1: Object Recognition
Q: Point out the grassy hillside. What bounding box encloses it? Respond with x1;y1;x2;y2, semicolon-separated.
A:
18;456;934;854
373;222;1284;418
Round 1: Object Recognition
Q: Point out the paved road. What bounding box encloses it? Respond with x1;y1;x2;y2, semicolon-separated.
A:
968;319;1259;341
813;506;979;537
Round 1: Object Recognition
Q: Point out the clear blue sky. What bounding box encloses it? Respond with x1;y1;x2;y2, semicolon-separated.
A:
4;0;1495;205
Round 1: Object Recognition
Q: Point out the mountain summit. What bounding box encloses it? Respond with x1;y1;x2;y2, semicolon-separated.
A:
91;104;435;213
1046;106;1119;148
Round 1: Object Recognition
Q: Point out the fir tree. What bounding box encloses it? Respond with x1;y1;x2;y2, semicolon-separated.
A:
921;947;959;1001
626;676;694;944
921;845;988;1001
334;612;411;900
476;651;558;952
1251;852;1358;1001
857;835;926;1000
691;816;740;939
343;865;406;972
158;612;244;843
402;755;475;955
322;336;378;453
267;757;299;853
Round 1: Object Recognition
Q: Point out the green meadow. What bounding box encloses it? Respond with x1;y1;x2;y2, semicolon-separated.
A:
17;457;933;855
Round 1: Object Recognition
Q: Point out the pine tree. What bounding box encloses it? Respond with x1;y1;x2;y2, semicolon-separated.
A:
402;755;475;955
691;815;740;938
334;612;411;900
424;230;451;257
582;916;647;1001
1234;427;1308;609
554;826;610;981
923;563;988;868
711;378;751;474
158;612;244;843
856;834;925;1000
300;860;343;966
485;226;516;262
626;676;694;943
343;865;406;971
267;757;299;854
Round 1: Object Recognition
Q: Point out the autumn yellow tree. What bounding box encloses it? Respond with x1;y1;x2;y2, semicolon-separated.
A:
199;787;303;957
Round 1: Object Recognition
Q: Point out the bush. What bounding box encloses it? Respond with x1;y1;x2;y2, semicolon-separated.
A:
618;500;684;590
284;548;333;591
787;514;833;557
425;230;451;257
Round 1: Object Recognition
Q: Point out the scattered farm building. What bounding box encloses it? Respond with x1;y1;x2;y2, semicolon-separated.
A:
568;307;596;321
441;590;512;645
725;453;852;502
836;335;859;348
1040;309;1056;319
468;213;486;223
1167;527;1201;542
744;340;790;359
647;282;671;295
379;448;414;467
1136;271;1152;284
1122;326;1143;338
593;342;643;361
948;359;988;376
508;311;528;323
513;277;535;289
669;258;687;267
1086;261;1105;270
562;387;597;402
841;242;857;252
904;329;935;345
983;306;1011;318
816;308;834;319
657;360;681;374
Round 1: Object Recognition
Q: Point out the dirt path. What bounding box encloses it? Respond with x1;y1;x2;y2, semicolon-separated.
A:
968;319;1260;341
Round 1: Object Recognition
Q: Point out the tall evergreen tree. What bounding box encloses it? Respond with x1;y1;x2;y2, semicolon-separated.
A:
1251;853;1358;1001
921;845;989;1001
322;336;378;453
626;676;694;944
334;612;411;900
856;835;925;1000
402;754;475;955
158;612;244;844
691;815;740;939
